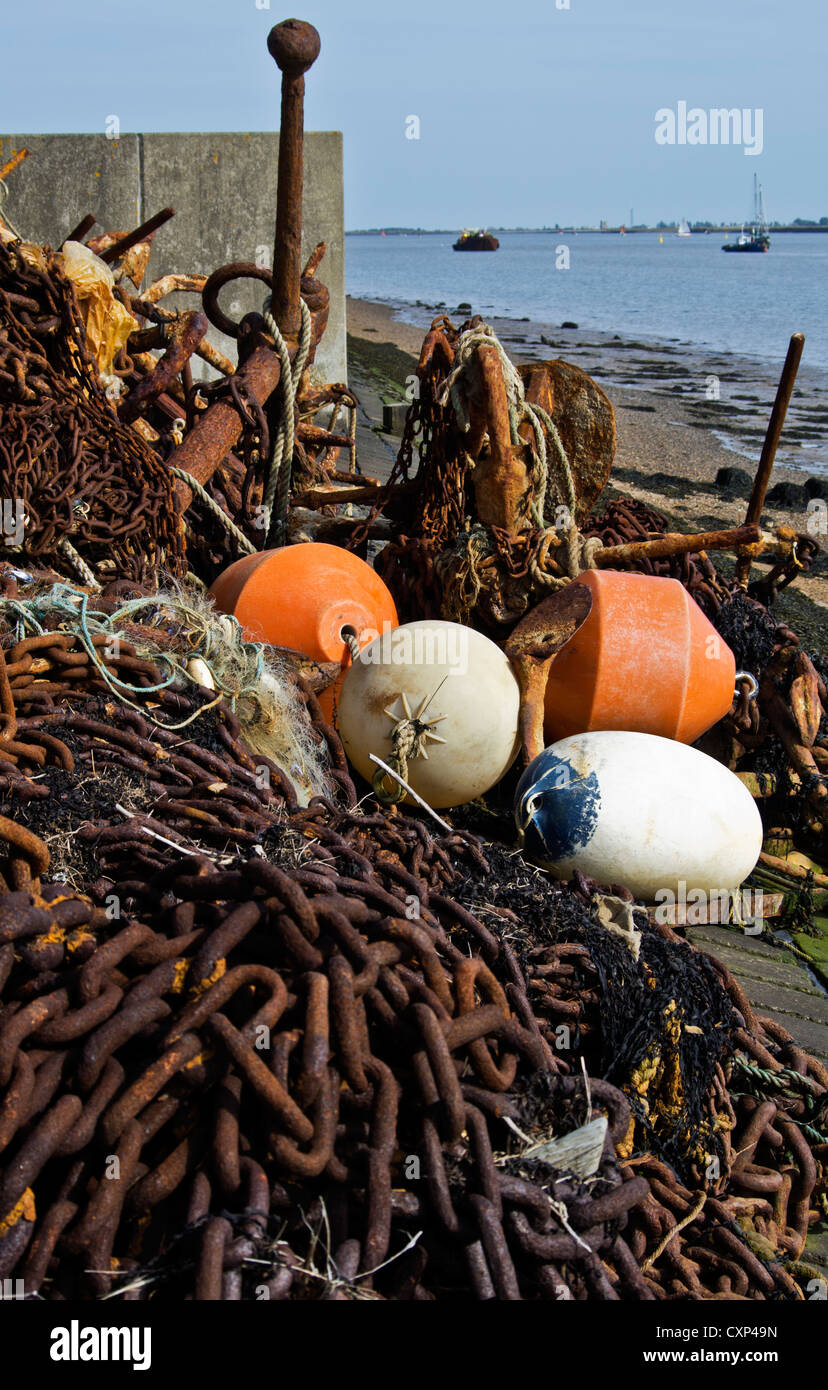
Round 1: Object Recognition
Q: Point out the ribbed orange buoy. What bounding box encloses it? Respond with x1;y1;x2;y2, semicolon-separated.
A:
208;543;398;719
543;569;736;745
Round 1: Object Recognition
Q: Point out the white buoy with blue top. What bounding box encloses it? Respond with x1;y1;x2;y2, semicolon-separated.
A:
515;730;763;902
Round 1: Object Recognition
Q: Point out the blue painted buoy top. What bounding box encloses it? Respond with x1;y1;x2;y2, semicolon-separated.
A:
515;730;763;902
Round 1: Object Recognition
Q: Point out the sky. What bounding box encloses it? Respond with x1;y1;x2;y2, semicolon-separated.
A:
2;0;826;229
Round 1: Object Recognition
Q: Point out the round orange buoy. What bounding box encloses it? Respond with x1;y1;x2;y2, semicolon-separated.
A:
543;570;736;745
208;543;398;719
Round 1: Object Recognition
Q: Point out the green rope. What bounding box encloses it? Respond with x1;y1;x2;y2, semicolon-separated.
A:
0;599;44;635
730;1055;820;1098
0;584;266;732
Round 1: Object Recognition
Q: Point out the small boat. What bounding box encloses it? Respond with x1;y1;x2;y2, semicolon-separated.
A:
453;229;499;252
723;176;770;253
723;227;770;254
677;218;692;237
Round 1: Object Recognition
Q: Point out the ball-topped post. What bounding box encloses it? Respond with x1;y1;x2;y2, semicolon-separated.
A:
267;19;321;340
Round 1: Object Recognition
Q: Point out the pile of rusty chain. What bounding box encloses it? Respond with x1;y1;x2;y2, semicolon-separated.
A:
0;240;186;583
690;592;828;842
0;628;309;896
523;932;825;1292
0;227;366;590
0;633;824;1299
362;482;740;633
452;850;827;1298
373;314;469;551
580;498;732;614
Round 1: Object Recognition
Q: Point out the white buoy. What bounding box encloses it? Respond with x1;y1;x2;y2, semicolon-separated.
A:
515;730;763;902
339;620;521;808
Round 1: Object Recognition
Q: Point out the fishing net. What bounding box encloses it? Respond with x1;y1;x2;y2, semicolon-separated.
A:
451;840;737;1183
0;578;336;808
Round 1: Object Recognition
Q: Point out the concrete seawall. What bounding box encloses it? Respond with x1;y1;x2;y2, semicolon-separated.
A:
0;131;346;386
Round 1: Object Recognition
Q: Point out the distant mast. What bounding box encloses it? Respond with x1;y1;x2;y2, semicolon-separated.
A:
722;177;770;252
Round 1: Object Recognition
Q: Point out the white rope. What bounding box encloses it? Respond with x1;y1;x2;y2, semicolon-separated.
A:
435;322;577;534
261;297;313;544
170;467;256;556
57;537;101;590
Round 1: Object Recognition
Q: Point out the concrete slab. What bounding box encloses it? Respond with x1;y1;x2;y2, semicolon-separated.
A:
691;943;822;997
348;360;399;484
753;1010;828;1061
687;923;828;1059
0;134;139;248
685;924;795;963
737;977;828;1025
141;132;345;388
0;132;347;388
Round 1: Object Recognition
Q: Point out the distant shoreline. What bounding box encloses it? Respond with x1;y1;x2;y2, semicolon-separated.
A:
347;226;828;237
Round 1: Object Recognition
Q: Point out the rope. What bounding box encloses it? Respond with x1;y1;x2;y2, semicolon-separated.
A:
341;627;361;662
730;1056;820;1098
0;583;269;732
435;322;603;587
348;400;358;475
261;297;312;548
641;1190;707;1271
57;538;101;590
170;467;256;556
371;692;447;806
436;324;578;527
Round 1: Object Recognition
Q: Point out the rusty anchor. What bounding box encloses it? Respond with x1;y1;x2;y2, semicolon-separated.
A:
504;582;593;763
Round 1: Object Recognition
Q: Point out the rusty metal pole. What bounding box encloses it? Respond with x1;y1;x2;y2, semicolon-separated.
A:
595;524;760;567
267;19;321;342
736;332;805;587
168;21;322;515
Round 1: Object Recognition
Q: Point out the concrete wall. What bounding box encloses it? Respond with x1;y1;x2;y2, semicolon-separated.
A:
0;132;346;386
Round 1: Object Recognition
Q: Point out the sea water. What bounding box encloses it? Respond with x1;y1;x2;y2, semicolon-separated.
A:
346;230;828;369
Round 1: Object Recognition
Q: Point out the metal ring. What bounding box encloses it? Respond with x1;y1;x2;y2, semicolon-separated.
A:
371;765;406;805
201;262;273;340
734;670;759;701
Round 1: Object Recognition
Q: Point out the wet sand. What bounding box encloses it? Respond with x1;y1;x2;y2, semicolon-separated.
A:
346;294;828;648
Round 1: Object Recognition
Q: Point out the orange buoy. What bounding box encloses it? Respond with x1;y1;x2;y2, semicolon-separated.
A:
543;570;736;745
208;543;398;719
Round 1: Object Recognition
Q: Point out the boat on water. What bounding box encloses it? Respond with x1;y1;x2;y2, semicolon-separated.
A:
723;176;770;253
677;218;692;237
453;229;499;252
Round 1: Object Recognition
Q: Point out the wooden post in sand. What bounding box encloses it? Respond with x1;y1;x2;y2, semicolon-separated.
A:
736;332;805;588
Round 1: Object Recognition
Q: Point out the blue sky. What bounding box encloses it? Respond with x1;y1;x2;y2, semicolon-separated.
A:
3;0;826;228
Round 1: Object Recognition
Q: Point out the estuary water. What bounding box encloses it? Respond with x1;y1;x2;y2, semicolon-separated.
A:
346;230;828;370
